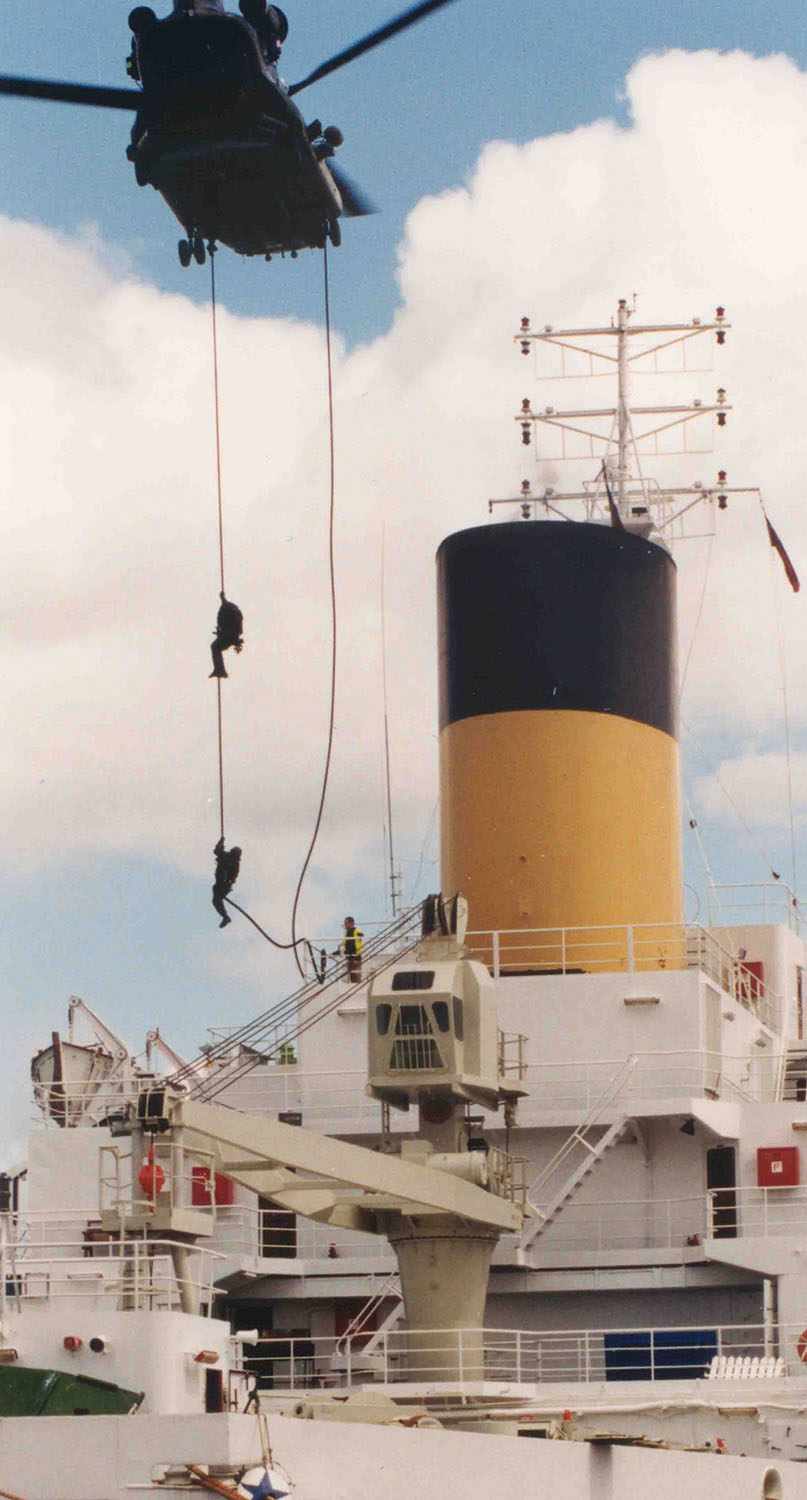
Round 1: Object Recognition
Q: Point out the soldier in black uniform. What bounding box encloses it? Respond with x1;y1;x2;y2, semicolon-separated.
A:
210;592;244;679
212;837;242;927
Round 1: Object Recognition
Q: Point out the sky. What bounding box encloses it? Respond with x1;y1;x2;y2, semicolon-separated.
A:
2;0;807;1156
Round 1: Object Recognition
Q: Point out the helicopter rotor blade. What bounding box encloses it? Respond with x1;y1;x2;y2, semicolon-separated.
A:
329;163;376;218
288;0;458;96
0;75;140;110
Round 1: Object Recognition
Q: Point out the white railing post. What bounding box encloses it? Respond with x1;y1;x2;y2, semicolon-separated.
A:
492;930;500;979
561;927;567;973
0;1216;6;1339
516;1328;522;1383
626;925;635;974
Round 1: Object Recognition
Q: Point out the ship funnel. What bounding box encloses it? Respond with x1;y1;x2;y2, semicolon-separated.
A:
437;520;682;971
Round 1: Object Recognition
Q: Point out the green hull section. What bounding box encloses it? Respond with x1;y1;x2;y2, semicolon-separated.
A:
0;1366;143;1416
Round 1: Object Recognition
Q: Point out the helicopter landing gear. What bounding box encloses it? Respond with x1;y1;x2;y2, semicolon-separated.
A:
328;219;341;248
178;238;192;268
192;236;206;265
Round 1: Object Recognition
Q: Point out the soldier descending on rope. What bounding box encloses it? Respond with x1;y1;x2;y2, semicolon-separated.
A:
212;837;241;928
209;592;244;679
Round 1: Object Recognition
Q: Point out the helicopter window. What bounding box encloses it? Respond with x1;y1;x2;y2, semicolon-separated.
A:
452;997;464;1042
391;971;434;991
432;1001;450;1033
389;1005;443;1072
375;1003;392;1036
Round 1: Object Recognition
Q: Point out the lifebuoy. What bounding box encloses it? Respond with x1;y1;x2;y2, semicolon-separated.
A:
795;1329;807;1362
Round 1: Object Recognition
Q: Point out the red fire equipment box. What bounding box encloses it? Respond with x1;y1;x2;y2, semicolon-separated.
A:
757;1147;799;1188
191;1167;235;1206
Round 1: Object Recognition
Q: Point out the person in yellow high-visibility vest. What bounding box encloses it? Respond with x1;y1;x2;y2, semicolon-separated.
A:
336;916;363;983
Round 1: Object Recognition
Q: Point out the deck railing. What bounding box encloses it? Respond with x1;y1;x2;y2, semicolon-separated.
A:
4;1177;807;1308
0;1221;223;1315
465;920;780;1029
706;882;805;935
230;1320;795;1392
519;1048;781;1111
29;1043;785;1141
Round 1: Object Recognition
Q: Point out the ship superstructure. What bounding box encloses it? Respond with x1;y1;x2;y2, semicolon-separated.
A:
3;302;807;1498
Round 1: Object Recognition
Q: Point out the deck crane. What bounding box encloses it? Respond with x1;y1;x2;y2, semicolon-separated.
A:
100;896;529;1380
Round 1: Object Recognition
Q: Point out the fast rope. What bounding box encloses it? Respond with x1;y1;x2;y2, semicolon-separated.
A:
210;245;226;598
205;244;338;976
209;246;227;844
289;241;338;977
225;894;320;973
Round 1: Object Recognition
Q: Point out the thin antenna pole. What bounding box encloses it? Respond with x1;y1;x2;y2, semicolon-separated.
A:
380;526;398;918
616;297;630;515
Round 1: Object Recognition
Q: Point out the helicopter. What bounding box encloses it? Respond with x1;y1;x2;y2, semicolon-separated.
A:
0;0;456;267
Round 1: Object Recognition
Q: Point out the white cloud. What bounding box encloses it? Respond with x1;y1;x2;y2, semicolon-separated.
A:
5;45;807;960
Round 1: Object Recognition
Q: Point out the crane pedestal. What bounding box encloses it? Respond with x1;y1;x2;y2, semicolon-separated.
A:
386;1220;498;1381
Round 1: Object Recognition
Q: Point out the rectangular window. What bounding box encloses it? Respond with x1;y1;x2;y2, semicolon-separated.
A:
392;971;435;991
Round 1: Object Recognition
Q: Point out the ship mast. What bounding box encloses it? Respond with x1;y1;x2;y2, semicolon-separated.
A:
499;297;754;537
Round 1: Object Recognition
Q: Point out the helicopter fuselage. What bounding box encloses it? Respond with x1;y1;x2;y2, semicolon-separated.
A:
0;0;456;265
128;9;342;258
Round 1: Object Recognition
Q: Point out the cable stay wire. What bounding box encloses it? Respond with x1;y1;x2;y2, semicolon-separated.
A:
681;713;784;886
173;906;422;1082
677;494;802;892
767;529;799;897
191;934;422;1105
677;530;714;709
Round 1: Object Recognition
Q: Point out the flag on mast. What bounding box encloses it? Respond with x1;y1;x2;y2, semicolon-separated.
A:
764;513;800;593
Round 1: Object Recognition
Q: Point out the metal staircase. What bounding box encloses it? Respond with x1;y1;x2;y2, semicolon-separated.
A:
330;1273;403;1374
520;1056;638;1251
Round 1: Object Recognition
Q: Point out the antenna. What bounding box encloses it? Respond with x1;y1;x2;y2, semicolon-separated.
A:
380;527;401;918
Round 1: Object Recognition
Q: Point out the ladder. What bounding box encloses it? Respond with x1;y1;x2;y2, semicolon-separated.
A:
520;1055;638;1251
